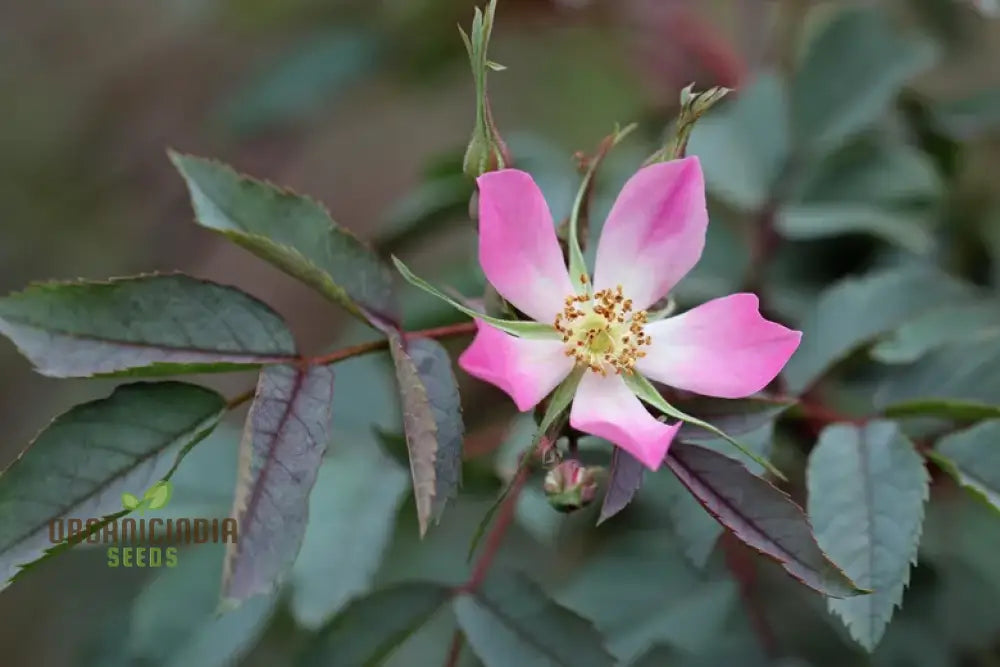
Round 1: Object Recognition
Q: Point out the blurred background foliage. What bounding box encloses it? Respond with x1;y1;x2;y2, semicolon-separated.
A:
3;0;1000;665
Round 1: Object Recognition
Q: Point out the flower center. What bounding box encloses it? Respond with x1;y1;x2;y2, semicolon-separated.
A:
553;281;650;376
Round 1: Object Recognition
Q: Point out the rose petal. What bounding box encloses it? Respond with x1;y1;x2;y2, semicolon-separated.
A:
569;372;681;470
458;320;574;411
592;157;708;311
477;169;574;323
637;293;802;398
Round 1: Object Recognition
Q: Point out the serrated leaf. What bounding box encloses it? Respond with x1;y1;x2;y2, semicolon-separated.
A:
222;363;335;603
0;274;296;378
454;570;615;667
871;301;1000;364
0;382;225;588
300;582;452;667
792;6;938;152
388;334;442;538
409;338;464;521
392;256;556;339
782;267;975;394
676;395;794;444
664;441;864;597
290;451;409;629
807;421;929;651
931;420;1000;513
128;544;277;667
170;152;398;328
597;446;645;525
656;422;776;568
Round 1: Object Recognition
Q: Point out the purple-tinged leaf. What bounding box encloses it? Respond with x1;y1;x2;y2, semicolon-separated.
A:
664;441;865;598
0;382;225;590
388;334;465;536
170;152;399;329
0;274;297;378
222;363;335;603
597;447;645;525
676;394;794;444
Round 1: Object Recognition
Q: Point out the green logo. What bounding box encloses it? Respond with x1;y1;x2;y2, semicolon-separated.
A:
121;480;173;515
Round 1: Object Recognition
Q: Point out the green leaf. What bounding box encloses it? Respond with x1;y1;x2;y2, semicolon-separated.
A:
791;6;938;152
223;363;336;603
664;441;864;597
0;382;225;589
128;544;277;667
626;374;785;480
676;394;794;445
300;583;453;666
388;333;465;536
143;480;173;510
807;421;929;651
870;301;1000;364
931;420;1000;513
687;72;790;211
290;450;409;629
392;256;556;339
454;570;614;667
876;338;1000;413
0;274;296;378
782;266;975;394
170;152;398;328
121;493;140;511
776;204;934;254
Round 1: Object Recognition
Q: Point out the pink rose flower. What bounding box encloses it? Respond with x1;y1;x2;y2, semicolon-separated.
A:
459;157;802;470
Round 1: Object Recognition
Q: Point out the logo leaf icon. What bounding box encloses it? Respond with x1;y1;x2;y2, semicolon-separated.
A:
121;492;140;510
144;480;173;510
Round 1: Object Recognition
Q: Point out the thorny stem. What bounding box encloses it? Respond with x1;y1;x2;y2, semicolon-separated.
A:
224;321;478;410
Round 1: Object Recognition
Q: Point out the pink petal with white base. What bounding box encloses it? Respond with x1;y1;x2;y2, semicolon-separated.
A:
592;157;708;311
477;169;574;322
569;372;681;471
458;320;573;412
637;293;802;398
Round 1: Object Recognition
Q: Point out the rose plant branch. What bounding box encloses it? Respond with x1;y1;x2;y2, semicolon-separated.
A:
224;320;477;410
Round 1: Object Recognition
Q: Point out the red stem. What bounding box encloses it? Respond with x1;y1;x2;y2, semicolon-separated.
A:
464;463;529;592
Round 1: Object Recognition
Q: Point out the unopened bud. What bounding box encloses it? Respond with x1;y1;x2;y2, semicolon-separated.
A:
543;460;602;513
